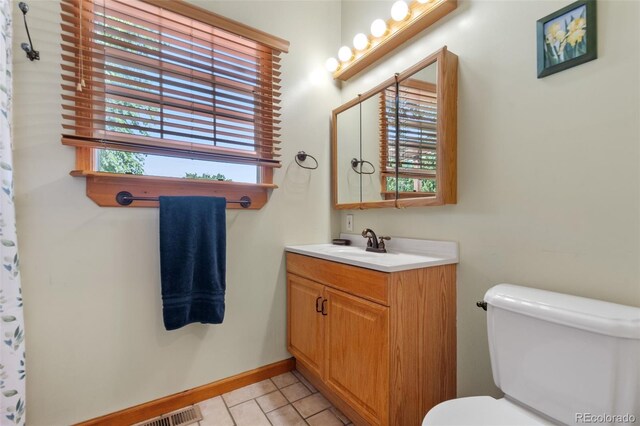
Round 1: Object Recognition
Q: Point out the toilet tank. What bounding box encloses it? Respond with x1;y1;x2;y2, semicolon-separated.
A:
485;284;640;425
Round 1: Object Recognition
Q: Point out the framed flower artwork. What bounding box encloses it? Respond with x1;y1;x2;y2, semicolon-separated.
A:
537;0;597;78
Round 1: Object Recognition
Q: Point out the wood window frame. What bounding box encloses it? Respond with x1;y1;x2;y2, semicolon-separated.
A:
64;0;289;209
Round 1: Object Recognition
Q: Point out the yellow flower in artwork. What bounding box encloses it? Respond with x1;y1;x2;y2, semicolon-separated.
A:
545;22;567;55
568;17;586;33
546;22;561;43
566;17;587;47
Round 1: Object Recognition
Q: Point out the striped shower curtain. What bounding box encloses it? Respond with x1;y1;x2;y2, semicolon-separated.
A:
0;0;26;424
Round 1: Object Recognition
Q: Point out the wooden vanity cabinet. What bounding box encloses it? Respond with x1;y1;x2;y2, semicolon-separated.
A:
288;274;325;377
286;252;456;426
324;287;390;423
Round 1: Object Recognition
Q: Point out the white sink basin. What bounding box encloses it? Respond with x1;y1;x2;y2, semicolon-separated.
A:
286;234;458;273
316;246;382;256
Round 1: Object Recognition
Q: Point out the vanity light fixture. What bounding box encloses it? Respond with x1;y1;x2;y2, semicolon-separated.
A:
390;0;410;21
370;19;388;38
325;57;340;72
353;33;370;51
326;0;457;81
338;45;354;63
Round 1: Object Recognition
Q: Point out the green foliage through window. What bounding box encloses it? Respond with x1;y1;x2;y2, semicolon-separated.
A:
184;172;231;181
386;177;436;193
98;150;146;174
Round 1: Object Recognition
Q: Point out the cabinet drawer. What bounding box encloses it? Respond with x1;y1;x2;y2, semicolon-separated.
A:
286;253;389;306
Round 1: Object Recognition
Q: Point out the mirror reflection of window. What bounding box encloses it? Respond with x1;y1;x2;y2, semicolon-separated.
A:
381;63;438;199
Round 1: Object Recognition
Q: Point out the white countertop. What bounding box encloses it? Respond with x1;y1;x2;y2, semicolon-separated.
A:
286;233;458;273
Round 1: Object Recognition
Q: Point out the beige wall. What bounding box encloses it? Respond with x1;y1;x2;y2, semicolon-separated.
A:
13;1;340;424
339;0;640;398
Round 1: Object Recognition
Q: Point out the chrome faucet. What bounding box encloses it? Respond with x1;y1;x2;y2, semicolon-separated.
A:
361;229;391;253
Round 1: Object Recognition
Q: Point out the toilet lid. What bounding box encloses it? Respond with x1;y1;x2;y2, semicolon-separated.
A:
422;396;554;426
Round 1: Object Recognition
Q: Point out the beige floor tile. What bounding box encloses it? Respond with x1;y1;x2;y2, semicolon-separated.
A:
198;396;233;426
255;390;288;413
228;400;270;426
307;409;344;426
292;370;317;393
222;379;277;407
330;406;351;424
280;382;312;403
292;393;332;418
266;404;307;426
271;372;299;389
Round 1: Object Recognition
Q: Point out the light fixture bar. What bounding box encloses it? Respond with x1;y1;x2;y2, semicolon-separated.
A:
333;0;457;81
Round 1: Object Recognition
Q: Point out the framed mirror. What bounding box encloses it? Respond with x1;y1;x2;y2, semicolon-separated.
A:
334;102;360;206
332;84;396;209
332;46;457;209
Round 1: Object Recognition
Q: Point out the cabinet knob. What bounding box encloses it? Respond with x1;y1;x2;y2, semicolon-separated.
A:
315;297;322;313
321;299;328;316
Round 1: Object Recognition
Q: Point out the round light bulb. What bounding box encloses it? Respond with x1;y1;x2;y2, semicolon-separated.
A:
390;0;409;21
370;19;388;38
338;46;353;63
325;57;340;73
353;33;369;51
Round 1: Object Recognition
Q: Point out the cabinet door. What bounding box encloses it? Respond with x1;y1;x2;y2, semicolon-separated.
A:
324;287;389;425
287;275;325;377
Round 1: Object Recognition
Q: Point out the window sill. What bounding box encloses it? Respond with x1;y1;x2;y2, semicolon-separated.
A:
70;171;277;209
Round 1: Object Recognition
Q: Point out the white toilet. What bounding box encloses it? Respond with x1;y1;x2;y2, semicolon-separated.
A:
423;284;640;426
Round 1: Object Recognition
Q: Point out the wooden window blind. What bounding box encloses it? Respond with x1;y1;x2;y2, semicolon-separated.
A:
60;0;287;170
380;79;437;194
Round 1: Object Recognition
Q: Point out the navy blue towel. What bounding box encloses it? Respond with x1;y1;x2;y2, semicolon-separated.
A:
159;196;226;330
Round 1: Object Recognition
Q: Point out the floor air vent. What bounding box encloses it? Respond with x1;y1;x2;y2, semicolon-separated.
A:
133;405;202;426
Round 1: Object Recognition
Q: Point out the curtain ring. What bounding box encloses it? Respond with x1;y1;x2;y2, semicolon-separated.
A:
295;151;318;170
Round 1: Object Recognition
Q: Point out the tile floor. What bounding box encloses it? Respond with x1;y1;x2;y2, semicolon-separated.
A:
190;370;352;426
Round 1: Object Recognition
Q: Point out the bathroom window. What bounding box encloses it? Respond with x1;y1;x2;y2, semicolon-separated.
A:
60;0;289;208
380;80;437;199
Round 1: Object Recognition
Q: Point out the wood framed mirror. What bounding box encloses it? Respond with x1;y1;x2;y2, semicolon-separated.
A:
331;46;458;209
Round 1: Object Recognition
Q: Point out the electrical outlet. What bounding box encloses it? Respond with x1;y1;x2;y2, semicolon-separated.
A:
346;214;354;232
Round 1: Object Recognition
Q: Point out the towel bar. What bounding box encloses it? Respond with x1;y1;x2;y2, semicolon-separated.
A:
115;191;252;208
